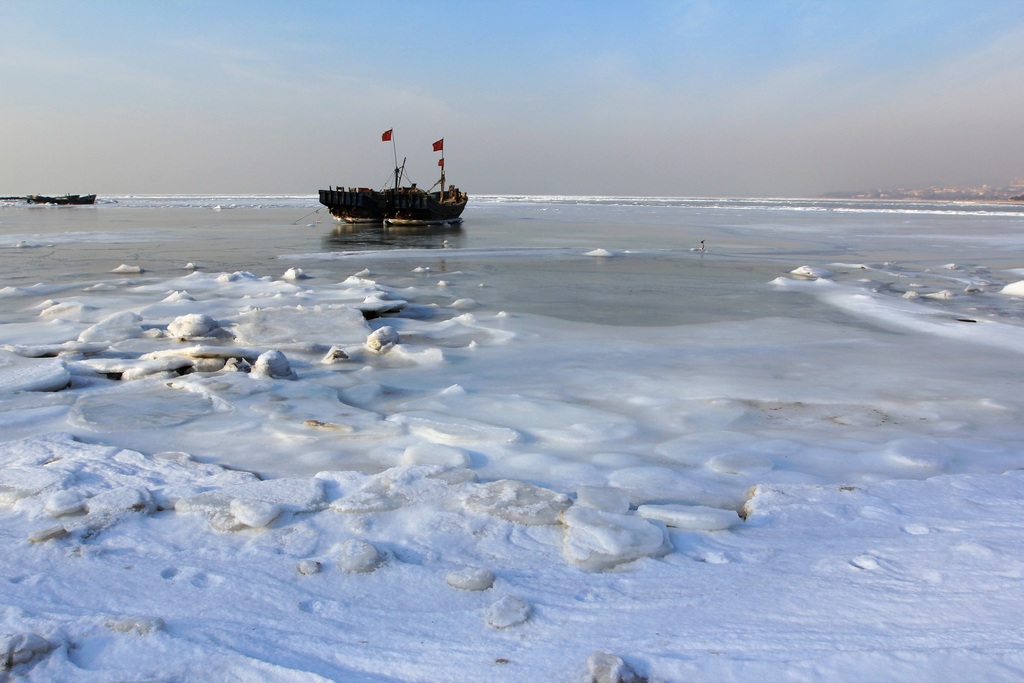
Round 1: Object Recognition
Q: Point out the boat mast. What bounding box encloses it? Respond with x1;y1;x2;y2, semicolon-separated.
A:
387;129;400;189
434;138;445;197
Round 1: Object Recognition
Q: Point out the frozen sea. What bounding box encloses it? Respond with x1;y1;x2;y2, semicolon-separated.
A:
1;195;1024;681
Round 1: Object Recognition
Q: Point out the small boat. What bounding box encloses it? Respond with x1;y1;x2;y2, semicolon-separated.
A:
319;131;467;225
25;194;97;205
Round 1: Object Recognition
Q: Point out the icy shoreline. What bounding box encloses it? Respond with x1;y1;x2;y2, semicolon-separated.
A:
3;198;1024;679
4;431;1022;680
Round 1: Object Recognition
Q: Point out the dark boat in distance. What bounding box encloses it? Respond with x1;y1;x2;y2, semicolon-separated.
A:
25;194;97;205
319;131;467;226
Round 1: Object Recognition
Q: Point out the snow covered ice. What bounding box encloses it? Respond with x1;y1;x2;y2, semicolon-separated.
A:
1;195;1024;680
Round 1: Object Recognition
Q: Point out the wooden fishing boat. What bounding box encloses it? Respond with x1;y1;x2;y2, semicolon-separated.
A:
319;130;467;225
25;194;97;205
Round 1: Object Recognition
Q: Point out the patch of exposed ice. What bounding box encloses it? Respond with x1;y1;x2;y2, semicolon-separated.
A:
463;479;570;525
446;566;495;591
560;506;670;571
636;503;740;530
484;595;531;629
337;539;383;573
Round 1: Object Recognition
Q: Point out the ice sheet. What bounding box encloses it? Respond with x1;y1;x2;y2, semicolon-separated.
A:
2;196;1024;680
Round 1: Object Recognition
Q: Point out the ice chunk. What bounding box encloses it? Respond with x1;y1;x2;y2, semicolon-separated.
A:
392;412;520;446
251;349;296;379
1;632;54;668
446;566;495;591
401;442;471;467
191;357;227;373
111;263;143;273
296;559;322;575
338;539;383;573
229;498;281;528
282;267;309;280
321;345;349;363
167;313;222;339
176;478;326;517
44;490;86;517
36;300;98;320
28;524;69;543
560;506;670;571
485;595;530;629
636;503;739;531
78;311;145;343
790;265;832;279
162;290;196;302
585;651;644;683
366;326;400;353
79;356;193;381
0;351;70;392
585;248;614;257
1001;280;1024;297
463;479;571;525
357;294;406;316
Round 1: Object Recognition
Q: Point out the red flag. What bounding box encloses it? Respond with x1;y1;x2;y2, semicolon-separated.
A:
438;158;444;167
382;129;393;142
432;138;443;152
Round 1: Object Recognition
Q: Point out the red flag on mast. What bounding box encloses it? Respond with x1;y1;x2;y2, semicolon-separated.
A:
432;138;443;152
382;129;393;142
438;158;444;167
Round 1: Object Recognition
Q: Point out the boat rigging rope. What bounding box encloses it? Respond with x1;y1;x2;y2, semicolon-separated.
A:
291;207;323;225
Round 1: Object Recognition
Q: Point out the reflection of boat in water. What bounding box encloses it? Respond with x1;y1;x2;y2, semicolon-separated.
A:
324;221;464;251
319;130;467;225
25;194;97;205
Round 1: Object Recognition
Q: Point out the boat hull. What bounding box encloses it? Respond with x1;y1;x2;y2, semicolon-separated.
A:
382;187;467;225
319;186;467;225
25;194;96;205
318;188;385;222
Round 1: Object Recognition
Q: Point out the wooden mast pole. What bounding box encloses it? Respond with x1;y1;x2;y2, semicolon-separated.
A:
438;138;445;197
391;131;399;189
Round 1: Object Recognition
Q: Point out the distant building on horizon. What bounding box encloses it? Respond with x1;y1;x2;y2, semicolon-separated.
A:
824;178;1024;201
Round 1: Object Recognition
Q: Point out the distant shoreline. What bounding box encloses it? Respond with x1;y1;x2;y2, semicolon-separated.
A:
3;193;1023;204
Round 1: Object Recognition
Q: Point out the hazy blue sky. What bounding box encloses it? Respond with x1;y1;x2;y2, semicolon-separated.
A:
3;0;1023;197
